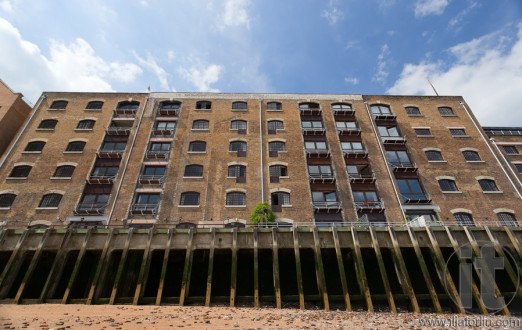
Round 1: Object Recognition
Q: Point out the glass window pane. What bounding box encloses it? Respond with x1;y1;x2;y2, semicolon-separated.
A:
312;192;324;202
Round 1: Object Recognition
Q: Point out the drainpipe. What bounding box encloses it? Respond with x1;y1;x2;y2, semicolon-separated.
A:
259;98;265;203
0;94;47;169
108;95;150;224
458;101;522;200
363;101;407;222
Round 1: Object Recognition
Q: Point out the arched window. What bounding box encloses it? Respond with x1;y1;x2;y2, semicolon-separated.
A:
9;165;31;178
228;165;246;178
66;141;86;152
76;119;95;130
226;192;246;206
184;165;203;177
370;104;391;115
39;193;62;208
188;141;206;152
438;107;454;116
38;119;58;130
180;192;200;206
267;102;282;110
332;103;352;110
271;192;290;212
267;120;283;133
497;213;518;227
160;101;181;110
299;102;320;110
229;141;247;152
232;101;247;110
85;101;103;110
196;101;212;110
438;179;458;192
462;150;481;161
53;165;75;178
269;165;288;177
478;179;499;192
454;212;474;226
425;150;443;161
49;100;68;110
192;120;209;130
405;106;420;115
25;141;45;152
269;141;285;152
0;193;16;208
231;120;247;130
117;101;140;110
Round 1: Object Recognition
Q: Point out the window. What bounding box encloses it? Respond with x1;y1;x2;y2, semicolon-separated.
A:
438;107;455;116
53;165;75;178
117;101;139;111
332;103;352;111
312;191;338;203
156;121;176;130
9;165;31;178
405;212;438;223
66;141;86;152
425;150;443;161
267;102;282;110
268;120;283;132
353;191;379;203
180;192;200;206
78;193;109;210
189;141;206;152
503;146;518;154
86;101;103;110
305;141;327;150
76;120;95;130
231;120;247;130
378;126;400;137
143;166;166;177
299;102;320;110
515;164;522;173
229;141;247;152
302;121;324;129
269;141;285;151
226;192;246;206
341;141;364;152
232;101;247;110
39;193;62;208
387;150;412;165
0;194;16;208
454;212;474;226
405;106;420;115
196;101;211;110
92;159;120;177
346;165;373;178
150;143;170;151
192;120;209;130
308;165;332;177
25;141;45;152
414;128;431;136
397;179;427;202
271;192;290;207
450;128;466;136
497;213;518;227
228;165;246;178
336;121;357;130
269;165;287;177
160;101;180;110
462;150;481;161
478;179;499;192
38;119;57;130
184;165;203;177
135;193;160;206
49;100;68;110
371;104;391;115
438;179;458;192
102;140;127;151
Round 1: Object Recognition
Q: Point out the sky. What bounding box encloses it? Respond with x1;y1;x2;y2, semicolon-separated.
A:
0;0;521;126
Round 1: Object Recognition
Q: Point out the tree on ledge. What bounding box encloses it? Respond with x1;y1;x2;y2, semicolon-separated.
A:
250;202;275;225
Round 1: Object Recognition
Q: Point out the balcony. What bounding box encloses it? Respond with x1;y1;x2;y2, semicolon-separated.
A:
114;108;137;115
381;136;406;145
152;129;174;137
308;173;336;184
389;161;418;172
138;175;165;185
401;193;432;204
87;175;115;184
74;203;107;215
348;172;376;183
130;204;158;215
146;150;170;159
372;112;397;121
158;108;179;117
302;127;326;136
299;107;321;116
96;149;124;158
313;201;342;213
306;149;330;158
333;108;355;116
354;201;384;212
342;149;368;159
106;126;131;136
337;127;361;136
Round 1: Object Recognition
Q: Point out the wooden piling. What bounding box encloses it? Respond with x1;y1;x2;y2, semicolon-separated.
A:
351;227;373;312
369;226;396;312
205;228;216;307
293;227;305;310
179;228;194;306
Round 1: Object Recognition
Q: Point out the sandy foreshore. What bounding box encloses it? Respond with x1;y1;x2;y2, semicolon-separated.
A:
0;304;520;329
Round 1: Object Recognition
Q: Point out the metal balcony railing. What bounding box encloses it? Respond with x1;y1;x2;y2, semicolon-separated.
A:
354;201;384;210
96;149;125;158
308;173;336;183
130;204;159;215
401;193;431;204
138;175;165;185
146;150;170;159
87;175;116;184
74;203;108;215
301;127;326;135
337;127;361;135
106;126;131;135
342;149;368;159
313;201;342;212
389;161;417;172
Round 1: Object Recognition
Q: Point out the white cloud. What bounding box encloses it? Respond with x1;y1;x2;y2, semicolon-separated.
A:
139;0;149;6
414;0;449;17
134;51;170;90
219;0;250;30
344;77;359;85
388;24;522;126
167;50;176;63
321;0;344;25
0;0;12;12
0;18;142;103
178;61;223;92
372;44;390;85
448;1;479;30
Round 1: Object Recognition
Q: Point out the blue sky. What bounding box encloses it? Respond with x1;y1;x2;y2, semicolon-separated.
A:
1;0;521;125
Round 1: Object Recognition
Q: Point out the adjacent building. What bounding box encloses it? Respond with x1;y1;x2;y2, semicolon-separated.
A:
0;92;520;228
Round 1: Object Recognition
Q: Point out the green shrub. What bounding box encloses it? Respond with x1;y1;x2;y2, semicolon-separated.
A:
250;202;275;224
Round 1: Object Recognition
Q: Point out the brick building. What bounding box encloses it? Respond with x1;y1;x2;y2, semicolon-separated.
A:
0;92;520;228
0;79;32;158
